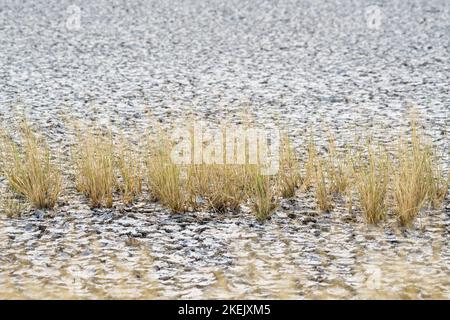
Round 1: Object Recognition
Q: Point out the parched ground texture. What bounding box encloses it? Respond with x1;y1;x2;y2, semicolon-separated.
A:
0;0;448;299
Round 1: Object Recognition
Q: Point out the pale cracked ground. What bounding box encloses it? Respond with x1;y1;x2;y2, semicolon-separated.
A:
0;0;449;299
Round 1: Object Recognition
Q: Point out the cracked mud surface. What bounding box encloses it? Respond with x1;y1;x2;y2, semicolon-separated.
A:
0;0;449;298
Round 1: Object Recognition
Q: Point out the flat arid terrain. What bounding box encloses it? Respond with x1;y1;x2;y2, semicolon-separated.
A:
0;0;448;299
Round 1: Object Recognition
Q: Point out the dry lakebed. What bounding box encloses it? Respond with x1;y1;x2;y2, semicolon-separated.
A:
0;0;449;299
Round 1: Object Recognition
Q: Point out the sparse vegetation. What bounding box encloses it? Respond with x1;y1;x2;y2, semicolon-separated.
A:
277;134;301;198
117;135;143;205
0;122;62;209
146;132;188;213
393;122;443;226
426;153;448;209
0;116;446;228
326;136;352;194
73;128;116;208
144;120;281;219
302;136;317;190
249;171;278;221
187;164;249;212
314;158;333;212
355;145;390;224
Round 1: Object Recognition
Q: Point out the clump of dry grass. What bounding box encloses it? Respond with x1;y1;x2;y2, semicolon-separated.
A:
426;155;448;209
185;124;251;212
0;113;446;227
295;134;334;212
117;136;143;205
314;158;333;212
355;145;390;224
326;136;352;194
215;163;280;221
0;122;62;209
146;122;248;214
185;163;209;209
393;122;442;226
145;119;282;219
187;164;249;212
277;134;301;198
428;171;448;208
249;171;278;221
302;136;317;190
73;129;116;208
146;132;188;213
